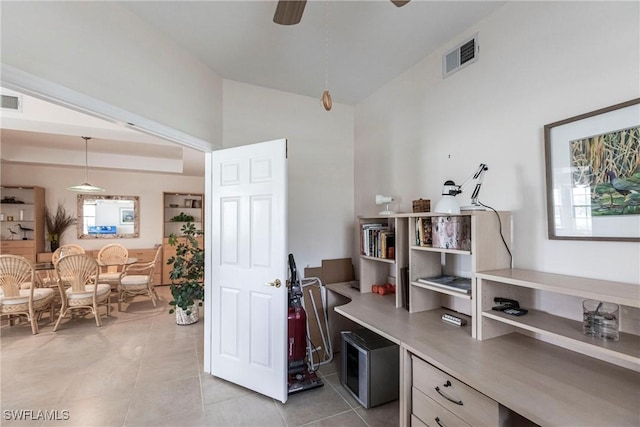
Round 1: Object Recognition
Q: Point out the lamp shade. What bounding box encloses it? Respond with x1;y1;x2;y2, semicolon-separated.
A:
67;136;105;193
67;182;106;193
434;180;461;214
434;195;461;214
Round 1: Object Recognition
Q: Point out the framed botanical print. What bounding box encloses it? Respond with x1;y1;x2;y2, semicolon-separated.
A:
544;98;640;241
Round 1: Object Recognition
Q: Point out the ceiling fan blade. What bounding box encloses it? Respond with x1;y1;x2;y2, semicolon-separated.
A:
391;0;410;7
273;0;307;25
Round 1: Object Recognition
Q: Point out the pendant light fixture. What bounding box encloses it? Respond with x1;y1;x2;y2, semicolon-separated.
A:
67;136;105;193
321;1;332;111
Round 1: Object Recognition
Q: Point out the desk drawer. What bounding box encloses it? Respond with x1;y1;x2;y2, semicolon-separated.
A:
411;414;428;427
412;387;469;427
412;356;497;426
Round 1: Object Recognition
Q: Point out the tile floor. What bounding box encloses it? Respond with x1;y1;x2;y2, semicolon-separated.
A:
1;287;399;427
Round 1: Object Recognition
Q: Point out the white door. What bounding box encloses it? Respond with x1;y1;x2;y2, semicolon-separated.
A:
207;139;288;403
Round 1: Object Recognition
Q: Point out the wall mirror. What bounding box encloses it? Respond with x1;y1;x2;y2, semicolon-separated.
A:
77;195;139;239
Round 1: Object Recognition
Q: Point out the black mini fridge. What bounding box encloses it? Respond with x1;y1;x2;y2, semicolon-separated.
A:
340;329;399;408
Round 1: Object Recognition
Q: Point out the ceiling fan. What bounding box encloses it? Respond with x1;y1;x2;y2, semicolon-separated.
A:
273;0;410;25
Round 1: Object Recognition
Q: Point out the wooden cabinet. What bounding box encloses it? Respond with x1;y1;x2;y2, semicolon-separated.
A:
0;186;45;263
1;241;37;263
412;355;498;426
412;387;470;427
162;192;204;285
476;268;640;372
357;215;408;308
404;211;511;338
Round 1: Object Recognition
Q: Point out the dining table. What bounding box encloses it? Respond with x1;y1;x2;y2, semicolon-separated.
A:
34;261;56;287
96;257;138;291
96;257;138;267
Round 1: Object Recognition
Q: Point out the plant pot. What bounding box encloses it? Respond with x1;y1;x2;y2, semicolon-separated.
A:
50;241;60;252
175;304;199;325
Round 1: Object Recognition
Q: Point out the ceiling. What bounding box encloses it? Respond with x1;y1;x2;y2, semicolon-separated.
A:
1;1;506;176
121;0;505;105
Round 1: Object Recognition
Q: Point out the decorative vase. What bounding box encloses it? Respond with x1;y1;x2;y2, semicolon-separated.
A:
175;304;199;325
50;241;60;252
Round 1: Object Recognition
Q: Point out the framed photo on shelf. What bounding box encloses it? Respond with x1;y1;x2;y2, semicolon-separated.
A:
120;208;135;224
544;98;640;241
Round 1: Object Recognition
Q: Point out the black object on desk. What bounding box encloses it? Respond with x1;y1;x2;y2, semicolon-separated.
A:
492;297;528;316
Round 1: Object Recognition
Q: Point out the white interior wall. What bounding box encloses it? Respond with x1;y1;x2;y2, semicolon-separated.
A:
0;164;204;251
355;1;640;284
0;1;222;147
222;80;355;271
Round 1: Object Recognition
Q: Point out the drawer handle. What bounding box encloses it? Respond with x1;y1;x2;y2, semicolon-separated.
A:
435;386;463;406
435;417;445;427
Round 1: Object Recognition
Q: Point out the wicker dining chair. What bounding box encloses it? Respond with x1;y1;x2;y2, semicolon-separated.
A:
36;244;86;288
0;255;55;334
53;254;111;331
118;246;162;311
96;243;129;291
52;244;86;264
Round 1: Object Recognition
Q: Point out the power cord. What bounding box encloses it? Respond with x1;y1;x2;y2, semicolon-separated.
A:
478;200;513;268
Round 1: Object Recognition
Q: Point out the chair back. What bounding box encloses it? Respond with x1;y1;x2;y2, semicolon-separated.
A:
0;255;35;299
51;244;85;265
55;254;99;294
152;245;163;265
146;245;163;281
97;244;128;273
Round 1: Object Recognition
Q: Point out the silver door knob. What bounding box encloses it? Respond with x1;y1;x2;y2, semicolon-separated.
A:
265;279;281;288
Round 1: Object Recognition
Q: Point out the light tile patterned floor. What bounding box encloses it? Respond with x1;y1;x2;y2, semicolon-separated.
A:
1;287;399;427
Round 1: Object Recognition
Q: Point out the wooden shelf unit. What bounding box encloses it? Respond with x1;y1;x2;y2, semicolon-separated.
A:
476;268;640;371
357;215;408;308
0;186;45;263
162;192;204;238
162;192;204;285
399;211;512;338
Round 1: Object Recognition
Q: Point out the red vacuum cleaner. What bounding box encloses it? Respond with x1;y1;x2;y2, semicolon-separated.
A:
287;253;323;394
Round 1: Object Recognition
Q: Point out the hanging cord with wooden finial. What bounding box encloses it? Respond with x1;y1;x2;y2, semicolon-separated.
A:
321;0;332;111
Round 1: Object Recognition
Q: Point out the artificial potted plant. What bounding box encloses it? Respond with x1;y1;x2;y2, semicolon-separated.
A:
44;202;75;252
167;221;204;325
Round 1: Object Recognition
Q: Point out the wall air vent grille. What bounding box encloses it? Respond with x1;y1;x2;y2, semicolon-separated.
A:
460;39;476;65
1;94;21;111
443;33;479;79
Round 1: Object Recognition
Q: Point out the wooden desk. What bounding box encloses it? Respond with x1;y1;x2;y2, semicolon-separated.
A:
327;282;640;427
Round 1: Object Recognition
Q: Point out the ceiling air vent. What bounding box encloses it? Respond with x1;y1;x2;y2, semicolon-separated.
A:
443;33;479;79
1;94;22;111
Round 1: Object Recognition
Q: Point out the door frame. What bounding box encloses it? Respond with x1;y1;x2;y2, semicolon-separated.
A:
1;64;215;152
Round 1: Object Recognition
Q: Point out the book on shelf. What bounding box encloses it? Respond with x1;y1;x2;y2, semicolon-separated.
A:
414;217;432;247
361;223;394;259
401;266;410;311
416;275;471;294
